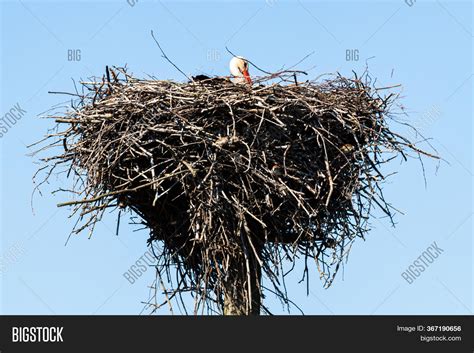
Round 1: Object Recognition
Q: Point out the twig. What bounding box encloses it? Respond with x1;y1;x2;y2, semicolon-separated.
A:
151;30;191;81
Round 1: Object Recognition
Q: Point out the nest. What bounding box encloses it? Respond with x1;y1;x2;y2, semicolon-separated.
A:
35;67;435;315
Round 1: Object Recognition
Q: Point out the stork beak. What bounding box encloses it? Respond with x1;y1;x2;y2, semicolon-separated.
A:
242;68;252;85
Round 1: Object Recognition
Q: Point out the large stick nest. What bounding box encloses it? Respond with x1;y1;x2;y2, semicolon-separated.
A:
35;67;435;314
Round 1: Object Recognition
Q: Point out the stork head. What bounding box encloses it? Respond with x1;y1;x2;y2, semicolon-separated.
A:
229;56;252;85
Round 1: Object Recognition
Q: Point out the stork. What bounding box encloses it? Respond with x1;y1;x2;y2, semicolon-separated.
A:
229;56;252;85
192;56;252;85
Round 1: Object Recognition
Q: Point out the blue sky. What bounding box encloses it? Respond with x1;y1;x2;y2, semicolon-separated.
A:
0;0;472;315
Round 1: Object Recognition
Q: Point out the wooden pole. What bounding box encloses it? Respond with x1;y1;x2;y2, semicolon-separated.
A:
223;243;262;315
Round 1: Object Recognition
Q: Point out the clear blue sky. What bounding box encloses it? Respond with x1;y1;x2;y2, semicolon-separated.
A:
1;0;472;315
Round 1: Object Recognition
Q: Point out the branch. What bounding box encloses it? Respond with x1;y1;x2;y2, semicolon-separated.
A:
151;30;191;81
